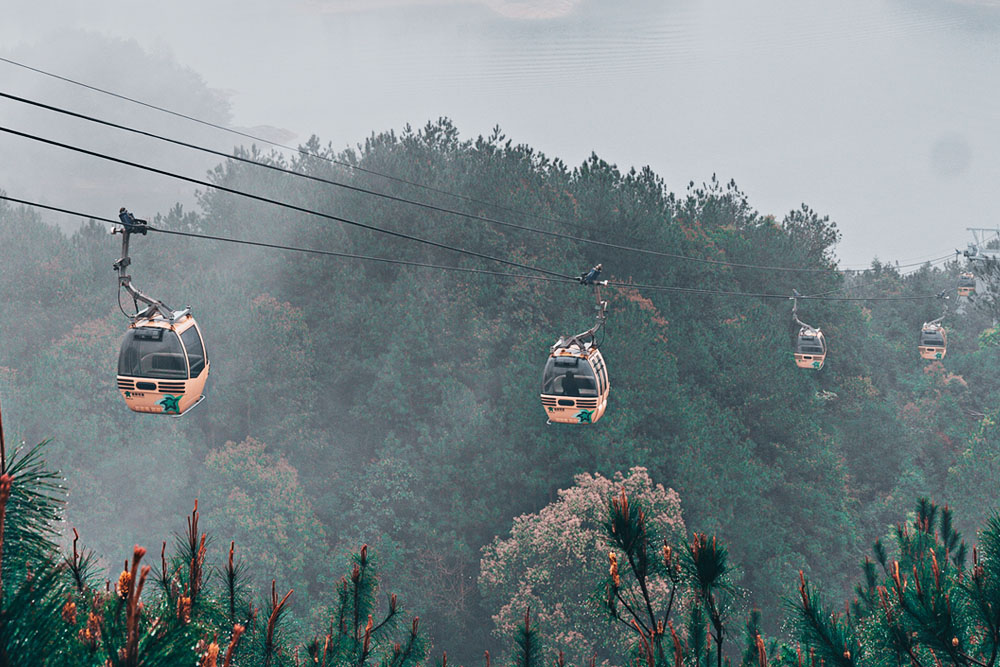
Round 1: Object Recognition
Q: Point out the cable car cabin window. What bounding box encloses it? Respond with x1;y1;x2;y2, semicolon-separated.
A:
118;327;188;380
921;333;945;347
542;357;598;397
592;357;605;395
180;326;206;376
796;337;825;355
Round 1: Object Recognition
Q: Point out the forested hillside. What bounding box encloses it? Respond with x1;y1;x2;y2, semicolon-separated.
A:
1;119;997;662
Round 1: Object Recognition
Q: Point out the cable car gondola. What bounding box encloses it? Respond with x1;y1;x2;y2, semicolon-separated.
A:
541;340;609;424
794;327;827;370
541;265;610;424
114;208;210;415
958;272;976;297
918;321;947;361
791;291;826;370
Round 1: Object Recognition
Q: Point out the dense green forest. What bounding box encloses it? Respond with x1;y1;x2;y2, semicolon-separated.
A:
2;119;999;664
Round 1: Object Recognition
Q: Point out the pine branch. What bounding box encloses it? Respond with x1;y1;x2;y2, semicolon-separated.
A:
263;580;293;667
789;571;857;667
222;624;245;667
513;608;542;667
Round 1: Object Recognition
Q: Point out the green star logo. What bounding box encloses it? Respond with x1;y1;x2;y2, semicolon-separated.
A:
159;394;182;414
812;361;821;369
576;409;594;424
935;352;942;359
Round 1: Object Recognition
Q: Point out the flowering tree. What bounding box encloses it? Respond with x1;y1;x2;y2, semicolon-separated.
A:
479;467;686;664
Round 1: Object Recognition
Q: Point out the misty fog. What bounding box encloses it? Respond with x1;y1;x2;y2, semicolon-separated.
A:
3;0;999;264
3;0;1000;663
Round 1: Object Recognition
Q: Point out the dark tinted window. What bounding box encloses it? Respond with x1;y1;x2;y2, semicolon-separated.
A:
592;355;609;395
118;327;188;379
921;333;945;347
181;326;206;376
796;336;825;355
542;356;598;397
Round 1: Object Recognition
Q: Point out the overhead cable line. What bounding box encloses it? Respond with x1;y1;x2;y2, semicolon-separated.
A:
847;253;955;272
800;253;956;299
0;57;948;273
0;195;952;303
0;125;573;280
804;255;954;299
608;279;947;302
1;90;888;275
0;55;609;233
0;195;576;285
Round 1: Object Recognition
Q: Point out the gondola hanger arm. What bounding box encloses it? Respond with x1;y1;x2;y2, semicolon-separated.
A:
114;207;175;321
790;289;815;330
553;265;610;350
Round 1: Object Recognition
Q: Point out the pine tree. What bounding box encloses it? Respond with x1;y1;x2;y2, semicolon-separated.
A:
0;433;428;666
788;498;1000;666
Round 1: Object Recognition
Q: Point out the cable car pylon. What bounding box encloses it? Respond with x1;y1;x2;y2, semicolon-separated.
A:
540;264;611;424
114;208;210;416
791;290;827;370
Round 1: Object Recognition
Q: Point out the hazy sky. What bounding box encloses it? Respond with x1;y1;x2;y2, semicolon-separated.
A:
2;0;998;266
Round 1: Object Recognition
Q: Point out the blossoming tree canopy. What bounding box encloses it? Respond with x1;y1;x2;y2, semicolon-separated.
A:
479;467;685;664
